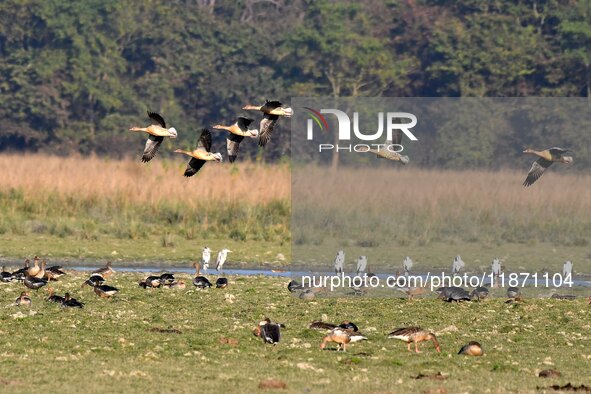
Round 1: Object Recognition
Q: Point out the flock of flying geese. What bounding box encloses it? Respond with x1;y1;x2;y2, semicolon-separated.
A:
129;99;572;185
128;100;292;175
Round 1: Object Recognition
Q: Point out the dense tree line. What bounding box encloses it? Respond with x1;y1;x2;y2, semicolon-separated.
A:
0;0;590;167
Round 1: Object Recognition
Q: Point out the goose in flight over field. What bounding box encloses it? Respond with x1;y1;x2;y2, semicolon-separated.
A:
522;147;573;187
213;117;259;162
129;111;178;162
175;129;222;177
368;131;409;164
242;100;293;147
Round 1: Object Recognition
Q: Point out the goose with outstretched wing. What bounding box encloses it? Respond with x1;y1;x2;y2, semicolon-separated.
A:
129;111;178;162
174;129;223;177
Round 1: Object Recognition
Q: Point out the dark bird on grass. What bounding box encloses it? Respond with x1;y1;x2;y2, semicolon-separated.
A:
368;131;409;164
129;111;178;162
192;262;212;288
11;259;30;281
242;100;293;147
309;320;359;332
388;326;441;353
159;273;176;286
15;291;32;306
216;277;228;289
287;280;304;293
550;294;577;300
93;261;115;278
62;293;84;308
320;327;367;351
436;286;471;302
299;289;316;300
253;318;284;345
24;275;47;290
1;266;13;283
82;274;105;288
93;284;119;298
174;129;222;177
522;147;573;187
506;286;521;299
45;265;66;281
212;117;259;163
458;341;483;356
139;275;163;289
46;287;65;303
471;286;489;301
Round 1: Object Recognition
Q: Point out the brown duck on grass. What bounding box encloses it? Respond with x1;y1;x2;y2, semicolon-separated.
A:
174;129;223;177
212;117;259;163
388;326;441;353
522;147;573;187
15;291;32;306
242;100;293;147
129;111;178;162
320;327;367;352
93;262;115;278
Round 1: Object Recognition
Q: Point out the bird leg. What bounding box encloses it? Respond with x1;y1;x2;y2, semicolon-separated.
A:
414;340;422;353
407;342;412;352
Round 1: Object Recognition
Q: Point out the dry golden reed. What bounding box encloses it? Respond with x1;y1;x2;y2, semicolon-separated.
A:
0;154;290;207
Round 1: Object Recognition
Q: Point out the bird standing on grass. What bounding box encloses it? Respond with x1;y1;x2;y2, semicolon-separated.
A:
174;129;223;177
320;327;367;352
334;250;345;274
388;327;441;353
253;318;283;345
201;247;211;271
452;255;465;276
212;117;259;163
522;147;573;187
242;100;293;147
216;248;232;272
129;111;178;162
93;261;115;278
192;262;212;288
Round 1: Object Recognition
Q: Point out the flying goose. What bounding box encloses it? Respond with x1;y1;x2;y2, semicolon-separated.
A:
368;131;409;164
174;129;222;177
388;326;441;353
242;100;293;147
212;117;259;162
129;111;178;162
522;147;573;187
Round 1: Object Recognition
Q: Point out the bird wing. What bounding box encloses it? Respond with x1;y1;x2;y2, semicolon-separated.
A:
142;135;164;163
258;114;279;147
309;321;337;330
148;111;166;128
197;128;212;152
388;326;421;337
184;157;206;177
227;134;245;163
523;158;553;187
261;100;283;113
237;116;253;130
549;147;569;155
261;323;281;344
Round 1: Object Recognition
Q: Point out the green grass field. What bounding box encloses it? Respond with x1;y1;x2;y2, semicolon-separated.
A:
1;272;590;393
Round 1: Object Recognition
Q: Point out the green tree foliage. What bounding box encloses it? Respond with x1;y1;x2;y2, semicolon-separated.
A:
0;0;590;168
